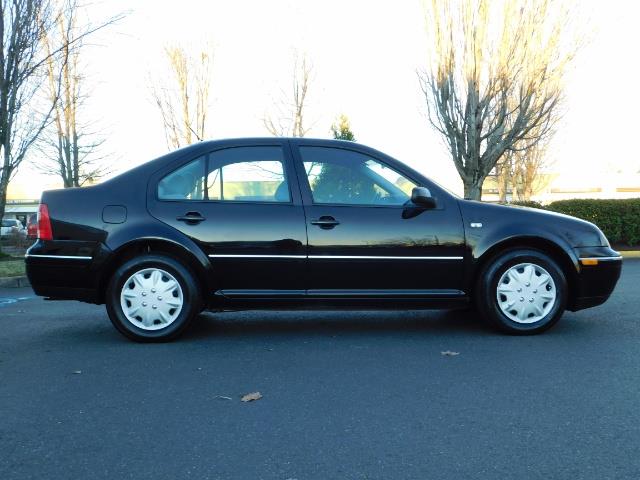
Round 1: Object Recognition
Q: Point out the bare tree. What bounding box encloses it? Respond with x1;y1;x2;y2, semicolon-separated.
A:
419;0;578;200
150;44;213;150
0;0;123;241
496;156;511;202
39;0;112;188
496;116;556;202
510;141;552;201
0;0;54;230
263;53;312;137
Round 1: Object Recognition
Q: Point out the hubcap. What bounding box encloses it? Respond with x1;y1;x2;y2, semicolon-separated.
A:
496;263;556;324
120;268;183;331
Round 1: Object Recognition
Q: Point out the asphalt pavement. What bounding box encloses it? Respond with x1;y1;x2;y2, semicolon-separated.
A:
1;261;639;479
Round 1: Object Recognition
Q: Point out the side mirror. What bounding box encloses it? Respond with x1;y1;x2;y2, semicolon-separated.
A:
411;187;436;208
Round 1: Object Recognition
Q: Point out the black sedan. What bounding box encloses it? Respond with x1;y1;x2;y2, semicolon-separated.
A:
26;138;622;341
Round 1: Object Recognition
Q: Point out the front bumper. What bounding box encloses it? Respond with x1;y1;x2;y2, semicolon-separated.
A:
569;246;622;311
25;240;112;304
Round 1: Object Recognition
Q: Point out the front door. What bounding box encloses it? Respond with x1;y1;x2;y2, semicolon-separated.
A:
148;142;307;297
292;144;465;299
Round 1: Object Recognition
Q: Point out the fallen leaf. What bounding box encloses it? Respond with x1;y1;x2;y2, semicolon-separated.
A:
441;351;460;356
241;391;262;402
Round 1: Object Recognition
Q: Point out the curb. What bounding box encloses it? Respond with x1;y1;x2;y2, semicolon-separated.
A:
620;251;640;259
0;275;30;288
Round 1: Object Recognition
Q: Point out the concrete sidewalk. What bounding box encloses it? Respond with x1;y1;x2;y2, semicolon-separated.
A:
0;275;29;288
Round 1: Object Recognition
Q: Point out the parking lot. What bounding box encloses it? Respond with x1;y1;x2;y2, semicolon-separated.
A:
1;260;639;480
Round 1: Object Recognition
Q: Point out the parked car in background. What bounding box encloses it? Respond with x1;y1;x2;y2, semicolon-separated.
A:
1;218;26;240
25;138;622;342
26;214;37;240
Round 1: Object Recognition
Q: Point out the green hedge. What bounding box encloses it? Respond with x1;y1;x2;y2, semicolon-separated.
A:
546;199;640;246
507;198;640;246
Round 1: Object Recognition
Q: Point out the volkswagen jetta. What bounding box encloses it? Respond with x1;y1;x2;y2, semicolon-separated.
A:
26;138;622;341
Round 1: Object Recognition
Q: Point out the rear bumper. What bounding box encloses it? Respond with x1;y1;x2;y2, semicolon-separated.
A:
25;240;112;304
568;247;622;311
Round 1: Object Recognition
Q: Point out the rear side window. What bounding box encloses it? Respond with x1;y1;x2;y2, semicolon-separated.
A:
158;146;289;203
158;156;206;200
207;146;289;203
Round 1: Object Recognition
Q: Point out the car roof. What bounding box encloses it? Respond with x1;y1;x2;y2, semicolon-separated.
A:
104;137;452;200
113;138;392;181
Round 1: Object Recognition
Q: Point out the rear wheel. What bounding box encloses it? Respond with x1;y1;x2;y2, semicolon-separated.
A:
476;249;567;334
106;254;201;342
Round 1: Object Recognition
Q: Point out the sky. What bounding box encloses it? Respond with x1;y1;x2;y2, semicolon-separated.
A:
8;0;640;199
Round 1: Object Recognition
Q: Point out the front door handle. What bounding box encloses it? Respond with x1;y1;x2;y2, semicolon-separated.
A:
311;216;340;229
177;211;206;224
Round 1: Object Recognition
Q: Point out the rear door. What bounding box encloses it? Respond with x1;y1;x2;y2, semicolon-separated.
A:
148;140;307;297
291;142;466;298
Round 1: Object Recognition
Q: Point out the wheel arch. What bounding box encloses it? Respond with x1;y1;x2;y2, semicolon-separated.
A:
471;235;579;302
98;237;213;305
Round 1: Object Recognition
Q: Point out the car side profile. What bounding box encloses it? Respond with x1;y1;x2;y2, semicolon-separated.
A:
1;218;26;239
26;138;622;342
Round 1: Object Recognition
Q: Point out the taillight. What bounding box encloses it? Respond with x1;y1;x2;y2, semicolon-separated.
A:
37;203;53;240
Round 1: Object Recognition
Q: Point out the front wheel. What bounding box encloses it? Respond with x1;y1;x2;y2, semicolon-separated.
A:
476;249;567;335
106;254;201;342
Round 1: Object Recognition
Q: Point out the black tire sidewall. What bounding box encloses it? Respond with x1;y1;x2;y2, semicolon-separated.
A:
477;249;567;334
106;254;201;342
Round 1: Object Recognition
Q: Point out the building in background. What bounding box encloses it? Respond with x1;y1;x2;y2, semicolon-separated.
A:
482;168;640;203
3;174;60;226
3;199;38;227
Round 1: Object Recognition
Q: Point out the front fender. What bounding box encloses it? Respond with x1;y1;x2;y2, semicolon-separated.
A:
464;223;580;297
469;222;578;267
458;201;582;294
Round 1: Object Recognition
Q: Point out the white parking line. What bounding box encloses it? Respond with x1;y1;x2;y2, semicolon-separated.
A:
0;296;34;307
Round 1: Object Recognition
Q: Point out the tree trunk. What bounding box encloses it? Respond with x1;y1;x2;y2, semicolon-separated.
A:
463;179;483;201
0;172;9;254
0;180;7;219
497;161;509;203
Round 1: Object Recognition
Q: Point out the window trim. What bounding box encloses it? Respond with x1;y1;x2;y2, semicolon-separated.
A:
155;145;294;205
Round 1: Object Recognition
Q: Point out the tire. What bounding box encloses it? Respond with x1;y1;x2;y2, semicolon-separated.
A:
106;254;202;342
476;248;567;335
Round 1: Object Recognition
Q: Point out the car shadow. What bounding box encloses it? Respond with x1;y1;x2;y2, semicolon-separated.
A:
182;308;492;341
18;308;601;350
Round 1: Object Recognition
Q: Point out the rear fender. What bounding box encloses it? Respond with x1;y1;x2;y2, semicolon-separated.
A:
99;221;214;302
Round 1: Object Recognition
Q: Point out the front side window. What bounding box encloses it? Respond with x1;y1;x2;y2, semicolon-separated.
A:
300;147;416;206
157;146;290;203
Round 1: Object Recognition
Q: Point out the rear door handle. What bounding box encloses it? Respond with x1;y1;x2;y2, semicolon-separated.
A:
311;216;340;229
177;212;206;224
